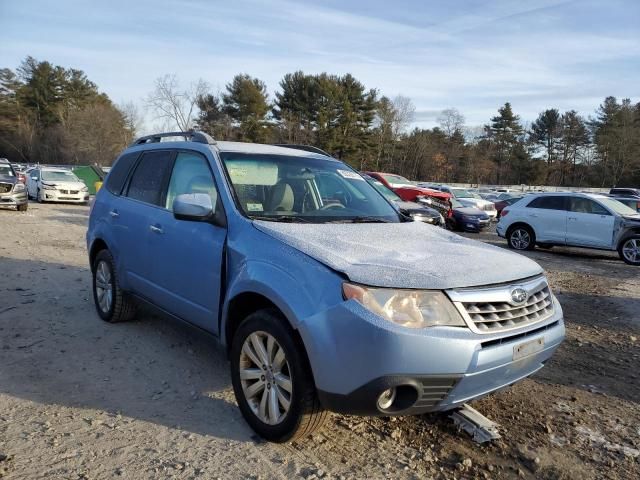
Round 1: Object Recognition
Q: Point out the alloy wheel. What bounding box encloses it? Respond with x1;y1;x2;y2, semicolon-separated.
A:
239;331;292;425
511;229;530;249
622;238;640;263
95;260;113;313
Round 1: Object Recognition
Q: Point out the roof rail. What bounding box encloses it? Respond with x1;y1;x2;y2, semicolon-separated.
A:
130;131;216;147
273;144;332;157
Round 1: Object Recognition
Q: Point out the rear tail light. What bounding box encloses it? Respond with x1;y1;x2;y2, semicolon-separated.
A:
501;209;509;217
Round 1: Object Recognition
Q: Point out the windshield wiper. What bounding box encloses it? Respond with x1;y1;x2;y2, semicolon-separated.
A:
326;216;391;224
251;215;312;223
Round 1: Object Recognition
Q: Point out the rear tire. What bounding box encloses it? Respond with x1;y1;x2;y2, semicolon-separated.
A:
507;225;535;250
230;309;328;442
92;249;137;322
618;236;640;266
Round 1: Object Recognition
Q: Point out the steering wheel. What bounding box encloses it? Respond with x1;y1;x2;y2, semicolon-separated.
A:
320;203;346;210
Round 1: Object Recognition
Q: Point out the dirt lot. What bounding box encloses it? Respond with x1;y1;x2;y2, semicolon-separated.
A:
1;203;639;480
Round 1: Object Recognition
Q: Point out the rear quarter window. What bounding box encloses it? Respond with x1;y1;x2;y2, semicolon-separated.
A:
526;196;566;210
106;152;139;195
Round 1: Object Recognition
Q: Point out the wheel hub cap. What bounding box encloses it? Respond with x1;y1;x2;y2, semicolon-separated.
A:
239;331;292;425
95;261;113;313
623;239;639;262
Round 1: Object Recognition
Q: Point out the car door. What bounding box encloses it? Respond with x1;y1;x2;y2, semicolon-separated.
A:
523;195;568;243
565;197;615;248
28;169;39;197
116;150;175;299
144;150;226;332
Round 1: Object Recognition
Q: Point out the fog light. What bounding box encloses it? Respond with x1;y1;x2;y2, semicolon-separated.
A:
377;388;396;410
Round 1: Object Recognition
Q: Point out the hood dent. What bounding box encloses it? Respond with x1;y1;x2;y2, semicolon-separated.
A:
254;221;543;289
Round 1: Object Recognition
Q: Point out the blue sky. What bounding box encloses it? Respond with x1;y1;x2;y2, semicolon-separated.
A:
1;0;638;129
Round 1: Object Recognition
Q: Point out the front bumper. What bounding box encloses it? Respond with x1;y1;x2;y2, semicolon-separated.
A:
0;190;28;207
462;218;490;232
300;300;564;416
40;189;89;203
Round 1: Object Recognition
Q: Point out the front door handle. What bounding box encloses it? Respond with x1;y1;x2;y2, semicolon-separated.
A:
529;213;538;218
149;225;164;234
109;210;119;218
568;217;577;221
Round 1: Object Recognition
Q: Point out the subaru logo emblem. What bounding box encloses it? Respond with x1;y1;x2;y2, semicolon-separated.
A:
510;287;528;304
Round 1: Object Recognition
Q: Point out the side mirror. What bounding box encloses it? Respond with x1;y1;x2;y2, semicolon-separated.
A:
173;193;215;222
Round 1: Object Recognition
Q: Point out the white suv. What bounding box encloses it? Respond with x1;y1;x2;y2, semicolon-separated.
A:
497;193;640;265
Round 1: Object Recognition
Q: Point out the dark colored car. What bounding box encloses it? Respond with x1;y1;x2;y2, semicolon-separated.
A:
364;175;444;226
0;158;28;211
495;195;524;218
609;187;640;198
447;197;490;232
611;196;640;212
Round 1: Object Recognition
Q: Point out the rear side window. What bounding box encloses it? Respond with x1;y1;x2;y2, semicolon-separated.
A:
527;196;566;210
568;197;610;215
106;152;139;195
126;151;174;206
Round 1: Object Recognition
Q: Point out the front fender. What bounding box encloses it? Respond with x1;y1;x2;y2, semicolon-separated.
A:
221;256;344;348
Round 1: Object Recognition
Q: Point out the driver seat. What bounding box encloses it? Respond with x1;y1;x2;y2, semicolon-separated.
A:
266;182;295;212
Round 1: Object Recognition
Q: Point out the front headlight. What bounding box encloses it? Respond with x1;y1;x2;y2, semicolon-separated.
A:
41;183;56;190
342;283;465;329
81;186;89;192
13;183;25;192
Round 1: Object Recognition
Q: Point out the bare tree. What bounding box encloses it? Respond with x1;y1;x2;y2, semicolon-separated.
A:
391;95;415;138
119;101;144;137
146;75;209;132
437;108;465;137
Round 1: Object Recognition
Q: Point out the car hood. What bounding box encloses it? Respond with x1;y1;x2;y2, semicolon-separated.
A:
0;174;17;184
455;207;487;217
42;181;85;189
394;200;439;217
458;197;493;208
253;221;543;289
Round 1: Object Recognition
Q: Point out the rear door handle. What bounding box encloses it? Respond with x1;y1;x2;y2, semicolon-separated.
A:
568;217;577;221
109;210;119;218
149;225;164;234
529;213;538;218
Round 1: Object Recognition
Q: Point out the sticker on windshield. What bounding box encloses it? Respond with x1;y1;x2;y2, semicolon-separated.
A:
337;169;364;181
246;203;264;212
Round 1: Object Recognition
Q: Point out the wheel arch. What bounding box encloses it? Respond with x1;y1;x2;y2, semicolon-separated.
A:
506;221;536;238
89;238;109;272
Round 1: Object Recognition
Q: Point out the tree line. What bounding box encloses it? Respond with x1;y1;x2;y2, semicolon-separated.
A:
1;56;638;187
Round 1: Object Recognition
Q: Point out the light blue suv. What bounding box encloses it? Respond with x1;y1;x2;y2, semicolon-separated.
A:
87;132;565;442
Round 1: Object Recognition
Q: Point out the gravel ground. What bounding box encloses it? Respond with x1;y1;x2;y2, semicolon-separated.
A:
1;203;639;480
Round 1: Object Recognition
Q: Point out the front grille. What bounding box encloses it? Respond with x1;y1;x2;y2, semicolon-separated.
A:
447;277;555;334
59;189;69;194
414;377;459;409
70;190;79;194
0;183;12;194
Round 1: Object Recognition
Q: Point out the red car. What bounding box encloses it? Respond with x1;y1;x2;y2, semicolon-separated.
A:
364;172;452;216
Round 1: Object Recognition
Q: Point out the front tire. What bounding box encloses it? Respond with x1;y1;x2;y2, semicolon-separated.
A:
17;203;28;212
92;250;137;322
618;236;640;266
507;225;535;250
230;309;328;442
37;188;44;203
